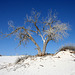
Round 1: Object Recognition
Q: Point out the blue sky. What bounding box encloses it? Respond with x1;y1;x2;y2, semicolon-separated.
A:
0;0;75;56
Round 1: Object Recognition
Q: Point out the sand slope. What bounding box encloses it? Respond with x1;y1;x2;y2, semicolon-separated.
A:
0;50;75;75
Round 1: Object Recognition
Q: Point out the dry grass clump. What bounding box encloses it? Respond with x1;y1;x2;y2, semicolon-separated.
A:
0;55;2;56
0;54;2;56
35;53;54;57
15;55;31;64
59;46;75;51
57;45;75;54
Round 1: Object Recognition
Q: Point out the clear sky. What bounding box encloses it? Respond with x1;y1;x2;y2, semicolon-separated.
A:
0;0;75;56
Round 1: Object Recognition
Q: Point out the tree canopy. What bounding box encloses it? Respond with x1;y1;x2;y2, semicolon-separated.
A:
0;9;70;56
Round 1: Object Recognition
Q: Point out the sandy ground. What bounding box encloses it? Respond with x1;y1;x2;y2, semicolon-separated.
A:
0;50;75;75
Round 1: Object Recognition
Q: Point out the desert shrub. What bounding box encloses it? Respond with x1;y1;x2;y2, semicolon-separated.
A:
57;45;75;54
0;55;2;56
55;45;75;55
59;46;75;51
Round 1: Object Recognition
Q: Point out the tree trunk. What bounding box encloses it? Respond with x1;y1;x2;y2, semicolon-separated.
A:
29;37;42;55
42;38;51;55
42;42;47;55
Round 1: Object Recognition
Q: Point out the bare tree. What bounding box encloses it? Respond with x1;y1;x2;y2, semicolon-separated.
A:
0;9;70;56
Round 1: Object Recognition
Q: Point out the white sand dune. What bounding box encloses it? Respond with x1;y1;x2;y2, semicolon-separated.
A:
0;50;75;75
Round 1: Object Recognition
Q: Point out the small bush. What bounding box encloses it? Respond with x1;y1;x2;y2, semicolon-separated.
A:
0;55;2;56
57;45;75;54
55;45;75;55
59;46;75;51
